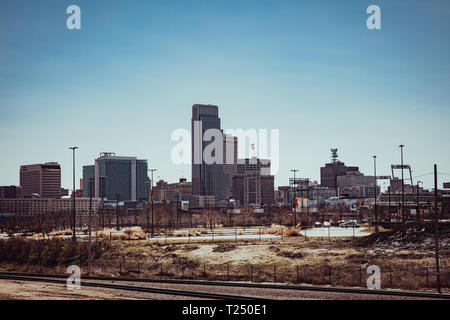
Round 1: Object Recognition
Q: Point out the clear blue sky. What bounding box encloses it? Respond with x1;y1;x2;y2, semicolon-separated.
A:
1;0;449;191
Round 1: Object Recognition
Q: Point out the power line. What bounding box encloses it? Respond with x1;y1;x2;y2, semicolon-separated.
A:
412;172;433;179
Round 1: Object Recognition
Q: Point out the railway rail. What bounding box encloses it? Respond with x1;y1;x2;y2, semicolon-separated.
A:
0;271;448;299
0;273;260;300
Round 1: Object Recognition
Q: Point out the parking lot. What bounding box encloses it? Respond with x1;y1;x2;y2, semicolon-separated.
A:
300;226;370;237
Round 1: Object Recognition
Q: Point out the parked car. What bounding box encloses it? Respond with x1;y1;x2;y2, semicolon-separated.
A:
323;221;331;228
314;222;322;228
339;221;360;228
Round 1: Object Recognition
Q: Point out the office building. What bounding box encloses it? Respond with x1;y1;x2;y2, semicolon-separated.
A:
223;134;238;199
337;172;374;189
20;162;61;198
232;158;274;206
0;197;99;216
187;195;216;209
0;186;22;199
191;104;228;201
82;152;148;201
336;172;379;198
320;149;359;190
152;178;192;203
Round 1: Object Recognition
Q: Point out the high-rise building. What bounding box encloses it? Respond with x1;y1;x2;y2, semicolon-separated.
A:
82;152;148;201
232;157;274;206
20;162;61;198
237;157;271;176
83;165;95;196
320;149;359;190
223;134;238;199
191;104;228;201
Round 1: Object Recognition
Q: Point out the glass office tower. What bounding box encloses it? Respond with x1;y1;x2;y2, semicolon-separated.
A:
82;153;148;201
191;104;228;201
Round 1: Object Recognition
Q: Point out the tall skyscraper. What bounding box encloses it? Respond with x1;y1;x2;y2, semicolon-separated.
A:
223;134;238;199
191;104;228;201
82;152;148;201
20;162;61;198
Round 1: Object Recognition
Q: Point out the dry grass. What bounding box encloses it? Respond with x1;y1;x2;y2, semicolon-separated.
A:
29;234;46;240
163;229;204;237
1;236;448;293
48;229;73;237
175;229;203;237
93;227;146;240
361;226;391;233
261;224;301;237
285;228;300;237
190;230;202;236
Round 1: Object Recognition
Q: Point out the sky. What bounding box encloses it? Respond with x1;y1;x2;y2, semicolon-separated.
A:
0;0;449;191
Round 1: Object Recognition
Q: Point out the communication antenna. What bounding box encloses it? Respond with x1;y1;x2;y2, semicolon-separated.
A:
331;148;338;164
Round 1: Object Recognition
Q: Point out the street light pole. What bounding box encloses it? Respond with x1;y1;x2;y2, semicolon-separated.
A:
399;144;405;223
88;178;93;275
99;176;106;229
115;192;120;230
146;179;150;232
69;146;78;241
373;156;378;233
433;164;441;293
416;181;422;221
306;178;309;227
291;169;298;226
388;182;391;222
149;169;157;237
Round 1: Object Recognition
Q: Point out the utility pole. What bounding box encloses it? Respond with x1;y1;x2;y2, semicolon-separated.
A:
149;169;157;237
291;169;298;226
99;176;106;229
373;156;378;233
433;164;441;294
399;144;405;223
146;179;151;232
416;181;422;221
388;183;391;222
306;178;309;227
69;146;78;241
115;192;120;230
176;190;181;228
88;179;93;275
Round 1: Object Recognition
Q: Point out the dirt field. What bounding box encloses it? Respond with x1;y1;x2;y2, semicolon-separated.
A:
0;279;137;300
0;224;448;292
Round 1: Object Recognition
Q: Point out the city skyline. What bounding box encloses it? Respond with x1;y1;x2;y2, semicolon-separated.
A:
1;0;450;190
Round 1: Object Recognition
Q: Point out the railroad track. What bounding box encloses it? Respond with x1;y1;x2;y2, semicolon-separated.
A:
0;273;261;300
0;271;448;299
